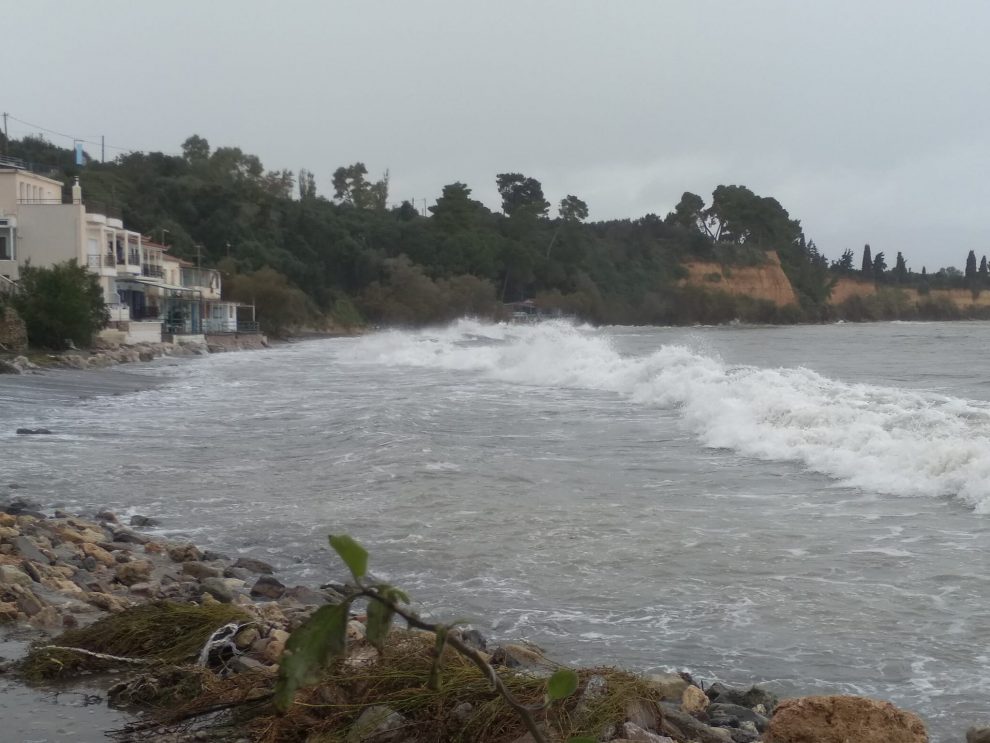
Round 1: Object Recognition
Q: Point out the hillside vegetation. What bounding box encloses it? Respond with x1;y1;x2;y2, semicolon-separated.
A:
0;134;882;329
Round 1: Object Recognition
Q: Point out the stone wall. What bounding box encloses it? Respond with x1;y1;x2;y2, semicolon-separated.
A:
205;333;269;352
0;306;28;353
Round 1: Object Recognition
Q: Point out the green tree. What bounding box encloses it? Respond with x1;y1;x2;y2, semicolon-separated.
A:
495;173;550;217
893;252;908;283
298;169;317;200
558;195;589;222
872;251;887;281
980;255;988;277
223;266;314;336
668;191;705;230
831;248;855;274
861;244;873;280
429;182;489;232
12;261;108;349
181;134;210;163
965;250;978;279
332;163;388;210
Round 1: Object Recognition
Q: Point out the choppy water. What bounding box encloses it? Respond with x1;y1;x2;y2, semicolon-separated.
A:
2;321;989;741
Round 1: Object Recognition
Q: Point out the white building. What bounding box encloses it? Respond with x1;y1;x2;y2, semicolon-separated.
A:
0;157;252;344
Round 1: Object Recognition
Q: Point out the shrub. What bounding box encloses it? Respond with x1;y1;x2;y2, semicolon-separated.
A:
12;261;108;349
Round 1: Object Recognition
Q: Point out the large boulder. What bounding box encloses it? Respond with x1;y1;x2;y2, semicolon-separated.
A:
765;695;927;743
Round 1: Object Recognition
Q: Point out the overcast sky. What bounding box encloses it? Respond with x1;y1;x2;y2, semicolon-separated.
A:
4;1;987;270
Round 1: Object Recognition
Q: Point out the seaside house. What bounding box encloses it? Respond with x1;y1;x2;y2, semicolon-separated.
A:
0;157;256;344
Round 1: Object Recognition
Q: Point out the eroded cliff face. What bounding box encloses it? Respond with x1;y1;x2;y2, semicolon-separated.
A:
830;278;990;309
681;251;799;307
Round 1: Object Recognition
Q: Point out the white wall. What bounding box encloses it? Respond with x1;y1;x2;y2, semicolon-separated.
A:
16;203;85;269
125;321;162;344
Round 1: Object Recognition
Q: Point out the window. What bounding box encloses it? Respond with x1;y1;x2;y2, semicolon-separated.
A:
0;235;11;261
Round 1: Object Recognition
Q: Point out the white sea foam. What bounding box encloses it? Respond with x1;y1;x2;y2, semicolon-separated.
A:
351;320;990;512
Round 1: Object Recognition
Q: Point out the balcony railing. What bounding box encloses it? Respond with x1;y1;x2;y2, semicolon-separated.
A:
86;254;117;269
16;198;65;205
142;264;164;278
0;275;18;296
106;303;131;322
127;250;140;265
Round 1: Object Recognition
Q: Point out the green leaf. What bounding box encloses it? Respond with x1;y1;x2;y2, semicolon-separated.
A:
274;601;350;712
365;595;394;652
547;668;579;701
383;586;409;604
427;626;447;691
329;534;368;580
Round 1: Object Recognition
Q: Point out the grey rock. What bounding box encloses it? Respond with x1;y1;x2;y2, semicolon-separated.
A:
20;560;43;583
3;498;43;515
707;702;769;732
725;728;761;743
281;585;328;605
233;557;275;575
223;566;252;580
202;550;228;562
622;722;675;743
12;536;53;565
15;428;52;435
249;575;285;600
94;510;118;522
129;514;159;527
659;703;733;743
0;564;33;586
181;562;221;580
115;560;153;586
15;588;45;616
111;528;149;544
200;577;234;603
346;705;407;743
968;728;990;743
706;683;778;713
0;360;22;374
460;628;487;651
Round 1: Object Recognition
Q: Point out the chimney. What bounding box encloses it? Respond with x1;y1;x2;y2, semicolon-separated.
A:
71;176;82;204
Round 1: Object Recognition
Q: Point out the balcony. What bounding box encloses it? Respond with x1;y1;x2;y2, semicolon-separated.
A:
16;198;64;205
86;253;117;270
142;264;164;279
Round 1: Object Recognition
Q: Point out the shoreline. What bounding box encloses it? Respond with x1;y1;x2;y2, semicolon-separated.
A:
0;500;977;743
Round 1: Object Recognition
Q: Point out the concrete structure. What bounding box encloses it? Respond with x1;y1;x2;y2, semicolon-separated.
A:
0;158;255;345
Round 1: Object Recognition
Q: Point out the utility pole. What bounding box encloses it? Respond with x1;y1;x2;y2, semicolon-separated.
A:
101;135;105;163
1;112;7;156
196;243;202;267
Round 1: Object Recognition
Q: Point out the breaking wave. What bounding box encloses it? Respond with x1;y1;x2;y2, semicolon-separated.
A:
351;319;990;512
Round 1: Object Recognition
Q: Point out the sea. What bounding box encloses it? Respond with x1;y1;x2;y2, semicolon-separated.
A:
2;320;989;742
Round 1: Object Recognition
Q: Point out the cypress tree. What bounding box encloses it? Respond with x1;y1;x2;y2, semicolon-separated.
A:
965;250;978;279
861;244;873;279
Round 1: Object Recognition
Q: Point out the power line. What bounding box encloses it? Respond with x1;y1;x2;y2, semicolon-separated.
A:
4;111;181;158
